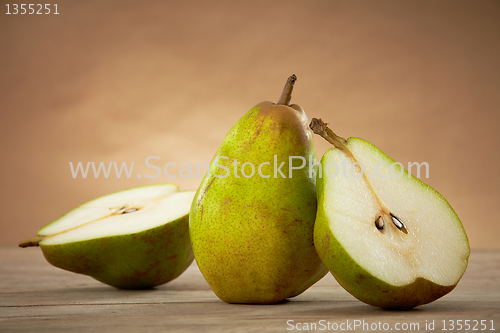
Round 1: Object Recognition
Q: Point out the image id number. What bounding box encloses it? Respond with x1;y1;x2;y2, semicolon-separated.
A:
442;319;495;331
6;4;59;14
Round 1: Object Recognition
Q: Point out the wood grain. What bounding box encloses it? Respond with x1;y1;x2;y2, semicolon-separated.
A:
1;248;498;332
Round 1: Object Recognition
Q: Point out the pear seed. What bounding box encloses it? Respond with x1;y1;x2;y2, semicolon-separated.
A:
375;216;384;230
390;214;408;234
122;208;139;214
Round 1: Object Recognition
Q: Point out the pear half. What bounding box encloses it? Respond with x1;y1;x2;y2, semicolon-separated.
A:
19;184;195;289
310;119;470;309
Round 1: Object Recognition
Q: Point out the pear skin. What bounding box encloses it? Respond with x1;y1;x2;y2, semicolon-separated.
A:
189;75;328;304
39;214;193;289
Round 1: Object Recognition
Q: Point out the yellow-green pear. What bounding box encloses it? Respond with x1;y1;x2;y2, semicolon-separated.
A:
19;184;195;289
310;118;470;309
189;75;328;304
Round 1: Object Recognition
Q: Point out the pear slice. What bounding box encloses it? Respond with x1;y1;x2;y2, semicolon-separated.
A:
310;119;470;309
19;184;195;289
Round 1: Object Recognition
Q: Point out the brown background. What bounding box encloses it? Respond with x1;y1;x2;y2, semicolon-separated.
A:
1;0;499;248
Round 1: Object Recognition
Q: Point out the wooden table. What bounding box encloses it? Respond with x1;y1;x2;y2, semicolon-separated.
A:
1;248;499;332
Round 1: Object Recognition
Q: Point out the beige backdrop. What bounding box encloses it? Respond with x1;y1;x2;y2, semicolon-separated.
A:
1;0;499;248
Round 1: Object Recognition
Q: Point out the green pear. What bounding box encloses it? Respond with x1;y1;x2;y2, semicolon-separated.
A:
189;75;328;304
310;118;470;309
19;184;195;289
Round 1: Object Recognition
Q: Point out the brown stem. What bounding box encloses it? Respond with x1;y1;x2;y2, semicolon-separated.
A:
277;74;297;105
19;236;46;248
309;118;355;160
310;118;404;232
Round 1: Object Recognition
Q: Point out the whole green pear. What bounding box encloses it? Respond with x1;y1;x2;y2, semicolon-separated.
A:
189;75;328;304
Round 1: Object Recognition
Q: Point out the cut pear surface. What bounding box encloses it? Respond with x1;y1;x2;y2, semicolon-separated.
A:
320;138;469;286
311;118;470;309
38;184;193;245
19;184;195;289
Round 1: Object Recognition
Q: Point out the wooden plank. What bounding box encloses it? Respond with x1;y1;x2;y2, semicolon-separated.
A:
1;248;499;332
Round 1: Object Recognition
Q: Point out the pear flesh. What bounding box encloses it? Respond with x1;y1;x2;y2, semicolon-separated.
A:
313;129;470;309
20;184;195;289
189;75;328;304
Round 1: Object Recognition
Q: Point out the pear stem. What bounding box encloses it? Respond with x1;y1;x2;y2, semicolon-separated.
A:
309;118;392;218
309;118;356;161
19;236;46;248
277;74;297;105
